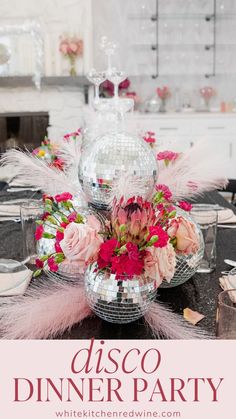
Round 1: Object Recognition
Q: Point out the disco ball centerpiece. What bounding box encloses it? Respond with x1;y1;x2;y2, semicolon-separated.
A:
85;265;157;323
79;131;158;210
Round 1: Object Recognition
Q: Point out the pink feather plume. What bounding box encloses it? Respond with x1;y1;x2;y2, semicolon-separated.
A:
144;301;211;339
158;139;228;200
0;280;91;339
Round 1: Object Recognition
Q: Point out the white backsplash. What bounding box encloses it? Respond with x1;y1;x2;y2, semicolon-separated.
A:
92;0;236;106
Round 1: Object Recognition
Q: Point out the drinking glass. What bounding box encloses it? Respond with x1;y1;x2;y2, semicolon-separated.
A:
20;200;43;264
190;204;218;273
216;289;236;339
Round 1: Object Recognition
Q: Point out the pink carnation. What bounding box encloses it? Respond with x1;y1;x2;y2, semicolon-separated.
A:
178;201;193;212
148;225;169;248
48;257;58;272
157;150;179;162
55;242;62;253
155;184;172;201
55;192;73;202
35;258;44;269
35;225;44;240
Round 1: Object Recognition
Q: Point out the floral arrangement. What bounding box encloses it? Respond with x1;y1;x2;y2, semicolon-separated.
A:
34;184;199;291
199;86;216;101
156;86;171;100
100;78;130;98
59;36;83;76
156;86;171;112
143;131;156;148
32;138;64;170
199;86;216;110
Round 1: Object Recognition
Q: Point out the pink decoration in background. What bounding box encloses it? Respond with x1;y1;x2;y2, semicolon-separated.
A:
100;78;131;97
156;86;171;113
59;36;83;76
156;86;171;100
199;86;216;100
199;86;216;110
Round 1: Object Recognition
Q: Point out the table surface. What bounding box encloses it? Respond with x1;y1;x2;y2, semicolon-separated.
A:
0;189;235;339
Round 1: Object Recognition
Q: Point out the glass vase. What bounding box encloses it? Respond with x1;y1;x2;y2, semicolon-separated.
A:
159;98;167;113
69;55;77;76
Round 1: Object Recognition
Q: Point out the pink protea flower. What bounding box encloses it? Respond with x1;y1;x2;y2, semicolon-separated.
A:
111;196;157;244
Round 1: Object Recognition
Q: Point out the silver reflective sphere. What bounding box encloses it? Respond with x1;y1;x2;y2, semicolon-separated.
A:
79;131;158;210
160;209;204;288
85;265;157;323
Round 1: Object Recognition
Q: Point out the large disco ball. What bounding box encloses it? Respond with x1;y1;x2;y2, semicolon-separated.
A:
79;131;158;209
160;208;204;288
85;265;157;323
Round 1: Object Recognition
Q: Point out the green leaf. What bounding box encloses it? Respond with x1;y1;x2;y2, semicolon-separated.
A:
33;269;42;277
45;198;53;206
42;232;55;239
168;210;177;218
54;253;65;263
40;255;50;262
61;215;69;223
36;220;43;225
47;216;58;225
119;224;126;232
44;205;53;214
57;226;64;233
76;214;84;223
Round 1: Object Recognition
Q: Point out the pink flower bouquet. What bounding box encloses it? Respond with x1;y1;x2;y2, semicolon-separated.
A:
156;86;171;112
199;86;216;111
34;184;200;289
32;138;64;171
59;36;83;76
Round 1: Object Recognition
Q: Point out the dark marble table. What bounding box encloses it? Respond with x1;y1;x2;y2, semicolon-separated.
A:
0;189;235;339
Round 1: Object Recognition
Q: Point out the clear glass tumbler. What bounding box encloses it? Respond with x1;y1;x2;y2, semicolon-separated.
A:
20;200;43;264
190;204;218;273
216;289;236;339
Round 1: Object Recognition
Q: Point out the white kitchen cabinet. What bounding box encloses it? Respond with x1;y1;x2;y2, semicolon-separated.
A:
126;112;236;179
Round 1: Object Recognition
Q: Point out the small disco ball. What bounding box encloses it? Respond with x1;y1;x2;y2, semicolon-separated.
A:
160;208;204;288
79;131;158;210
85;265;157;324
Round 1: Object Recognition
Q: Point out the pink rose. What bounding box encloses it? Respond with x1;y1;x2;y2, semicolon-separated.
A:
59;42;69;55
60;215;103;273
144;243;176;286
69;42;78;54
168;216;200;255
